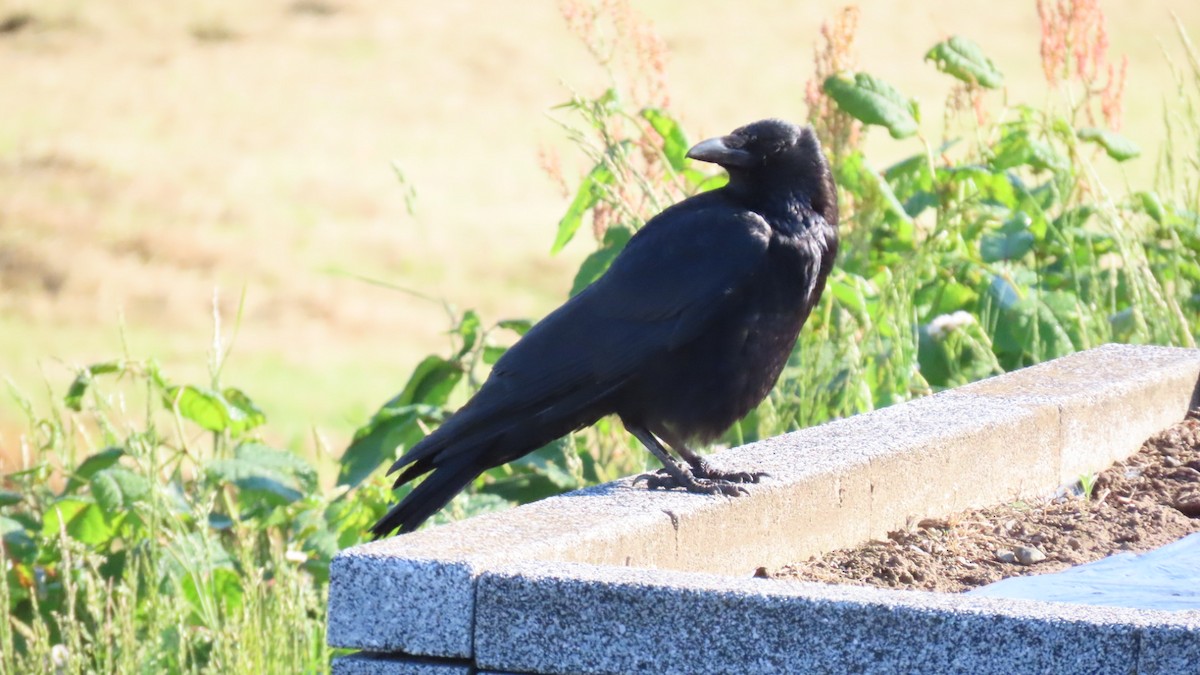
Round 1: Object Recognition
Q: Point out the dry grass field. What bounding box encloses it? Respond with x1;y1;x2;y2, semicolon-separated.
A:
1;0;1195;461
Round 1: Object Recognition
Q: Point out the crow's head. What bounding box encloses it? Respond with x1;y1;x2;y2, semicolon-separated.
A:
686;119;836;226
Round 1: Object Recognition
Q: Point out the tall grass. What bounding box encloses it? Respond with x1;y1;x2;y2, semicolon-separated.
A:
4;2;1200;672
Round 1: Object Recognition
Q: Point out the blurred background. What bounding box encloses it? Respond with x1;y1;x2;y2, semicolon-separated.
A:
1;0;1195;459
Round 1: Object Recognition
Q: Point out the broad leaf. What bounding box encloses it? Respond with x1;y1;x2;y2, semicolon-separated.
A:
1135;191;1166;225
925;37;1004;88
165;385;239;433
839;152;908;217
981;214;1036;262
823;72;919;139
63;446;124;494
338;404;442;488
386;355;463;409
1077;127;1140;161
64;361;124;411
989;129;1069;173
0;515;35;563
551;163;614;253
570;224;633;297
497;318;533;336
454;310;483;358
43;497;114;546
166;532;244;620
641;108;690;172
482;345;508;365
91;467;151;513
222;388;267;434
206;444;317;507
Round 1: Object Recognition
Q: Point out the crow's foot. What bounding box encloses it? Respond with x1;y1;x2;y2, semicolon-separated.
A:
634;468;748;497
689;459;769;485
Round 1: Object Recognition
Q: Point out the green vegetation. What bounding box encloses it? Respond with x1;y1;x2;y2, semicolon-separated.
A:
4;3;1199;672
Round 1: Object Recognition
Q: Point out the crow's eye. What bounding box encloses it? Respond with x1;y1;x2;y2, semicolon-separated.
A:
724;135;749;150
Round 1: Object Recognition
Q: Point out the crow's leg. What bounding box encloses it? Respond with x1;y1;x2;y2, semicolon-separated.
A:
655;426;768;485
626;425;746;497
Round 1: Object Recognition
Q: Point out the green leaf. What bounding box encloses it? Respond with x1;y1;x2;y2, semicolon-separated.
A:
482;345;508;365
989;129;1069;173
235;442;318;493
570;224;633;297
1136;191;1166;224
829;274;870;319
511;438;580;490
551;163;614;254
43;497;114;546
205;444;317;507
221;388;267;434
981;213;1036;262
480;437;584;504
641;108;690;171
823;72;919;139
925;36;1004;88
165;385;236;433
497;318;533;336
837;152;913;228
64;446;125;494
167;532;244;619
429;492;514;527
1;515;36;563
91;467;151;513
454;310;483;358
338;404;442;488
64;361;124;411
1077;127;1141;161
390;356;463;408
987;273;1023;311
0;489;21;506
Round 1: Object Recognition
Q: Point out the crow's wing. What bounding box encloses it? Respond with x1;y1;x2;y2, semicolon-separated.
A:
388;197;772;473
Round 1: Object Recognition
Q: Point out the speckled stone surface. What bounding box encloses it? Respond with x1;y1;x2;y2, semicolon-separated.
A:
326;554;477;656
475;561;1200;675
326;344;1200;668
1136;621;1200;674
331;653;474;675
950;343;1200;481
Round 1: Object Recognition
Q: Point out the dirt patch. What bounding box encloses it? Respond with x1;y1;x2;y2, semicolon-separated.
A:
763;410;1200;593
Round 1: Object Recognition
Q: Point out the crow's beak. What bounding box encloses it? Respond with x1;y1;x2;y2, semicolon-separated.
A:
686;136;756;168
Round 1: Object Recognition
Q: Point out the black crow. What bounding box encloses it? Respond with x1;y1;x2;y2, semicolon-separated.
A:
371;119;838;537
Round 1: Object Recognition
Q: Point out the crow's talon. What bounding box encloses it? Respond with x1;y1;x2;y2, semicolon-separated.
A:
691;462;769;485
634;471;750;497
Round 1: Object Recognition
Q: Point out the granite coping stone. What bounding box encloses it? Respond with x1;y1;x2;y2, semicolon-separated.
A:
474;560;1200;675
327;344;1200;669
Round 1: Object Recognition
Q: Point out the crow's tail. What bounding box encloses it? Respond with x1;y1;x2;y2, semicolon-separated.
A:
369;457;481;538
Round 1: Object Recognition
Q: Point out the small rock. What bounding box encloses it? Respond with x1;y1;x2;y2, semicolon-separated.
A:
1174;495;1200;518
995;550;1017;564
1066;537;1082;550
1014;546;1046;565
1163;455;1182;468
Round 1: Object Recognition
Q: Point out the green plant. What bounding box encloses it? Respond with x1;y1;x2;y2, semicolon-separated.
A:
6;4;1200;672
345;0;1200;516
0;306;367;672
1079;471;1099;500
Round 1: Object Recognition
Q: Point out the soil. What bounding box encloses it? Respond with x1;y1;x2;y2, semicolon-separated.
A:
762;410;1200;593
